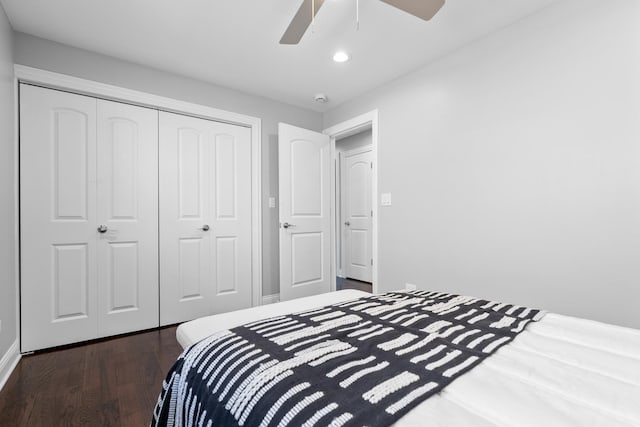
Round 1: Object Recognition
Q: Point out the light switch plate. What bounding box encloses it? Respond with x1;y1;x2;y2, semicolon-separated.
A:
381;193;392;206
268;197;276;208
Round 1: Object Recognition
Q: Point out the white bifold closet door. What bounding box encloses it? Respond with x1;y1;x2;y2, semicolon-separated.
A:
20;84;159;352
96;99;159;337
159;111;252;326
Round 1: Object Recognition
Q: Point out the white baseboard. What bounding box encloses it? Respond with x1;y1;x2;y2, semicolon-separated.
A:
262;294;280;305
0;340;21;392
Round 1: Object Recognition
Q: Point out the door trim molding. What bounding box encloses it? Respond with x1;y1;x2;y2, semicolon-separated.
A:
13;65;263;309
12;72;21;354
323;110;379;294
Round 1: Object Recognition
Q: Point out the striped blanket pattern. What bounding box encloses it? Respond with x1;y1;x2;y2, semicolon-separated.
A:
152;290;545;427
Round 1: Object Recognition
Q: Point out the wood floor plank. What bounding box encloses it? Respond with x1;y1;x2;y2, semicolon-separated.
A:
0;326;182;427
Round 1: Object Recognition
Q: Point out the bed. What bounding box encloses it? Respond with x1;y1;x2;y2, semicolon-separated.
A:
154;289;640;426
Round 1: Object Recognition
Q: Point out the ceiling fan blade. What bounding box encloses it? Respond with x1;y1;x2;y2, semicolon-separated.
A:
280;0;326;45
379;0;445;21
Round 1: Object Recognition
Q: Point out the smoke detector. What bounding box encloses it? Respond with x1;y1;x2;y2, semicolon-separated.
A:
314;94;328;103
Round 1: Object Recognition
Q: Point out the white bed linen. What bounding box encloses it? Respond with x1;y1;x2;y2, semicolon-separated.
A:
177;290;640;427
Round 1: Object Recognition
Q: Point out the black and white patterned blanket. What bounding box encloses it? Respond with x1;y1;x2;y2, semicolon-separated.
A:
152;290;544;427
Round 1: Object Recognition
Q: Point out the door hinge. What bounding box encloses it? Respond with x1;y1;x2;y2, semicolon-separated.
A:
370;162;373;169
371;259;374;266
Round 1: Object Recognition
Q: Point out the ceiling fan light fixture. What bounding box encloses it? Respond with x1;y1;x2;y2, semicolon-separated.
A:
333;51;350;63
280;0;445;45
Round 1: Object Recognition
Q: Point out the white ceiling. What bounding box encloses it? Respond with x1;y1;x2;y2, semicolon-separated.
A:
1;0;559;112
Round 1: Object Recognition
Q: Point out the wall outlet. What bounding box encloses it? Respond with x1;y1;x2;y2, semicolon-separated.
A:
405;283;417;291
268;197;276;208
381;193;392;206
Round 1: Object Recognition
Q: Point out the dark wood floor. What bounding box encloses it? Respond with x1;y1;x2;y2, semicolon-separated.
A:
336;277;372;293
0;286;369;426
0;327;183;427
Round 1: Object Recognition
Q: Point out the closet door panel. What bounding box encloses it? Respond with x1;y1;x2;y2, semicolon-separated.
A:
159;112;212;325
52;244;90;319
96;100;159;336
160;113;253;324
210;124;253;314
106;242;139;308
178;129;203;218
20;84;98;352
178;237;208;298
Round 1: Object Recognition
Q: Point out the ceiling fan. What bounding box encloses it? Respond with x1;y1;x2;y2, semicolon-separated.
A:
280;0;445;45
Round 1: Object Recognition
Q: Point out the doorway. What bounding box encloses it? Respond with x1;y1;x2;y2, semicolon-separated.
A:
335;129;373;293
325;110;379;295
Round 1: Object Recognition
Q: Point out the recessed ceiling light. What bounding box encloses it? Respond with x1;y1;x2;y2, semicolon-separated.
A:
333;51;350;63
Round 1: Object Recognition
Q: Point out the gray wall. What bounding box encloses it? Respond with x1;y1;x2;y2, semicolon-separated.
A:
14;32;323;297
0;5;16;359
323;0;640;328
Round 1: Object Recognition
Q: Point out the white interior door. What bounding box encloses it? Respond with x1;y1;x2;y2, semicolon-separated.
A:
20;84;99;352
207;119;253;315
159;111;252;325
342;148;373;282
96;100;159;336
278;123;331;301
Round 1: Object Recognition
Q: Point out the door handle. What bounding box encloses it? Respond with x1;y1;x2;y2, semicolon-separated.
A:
97;225;108;233
282;222;295;229
344;221;351;226
200;224;210;231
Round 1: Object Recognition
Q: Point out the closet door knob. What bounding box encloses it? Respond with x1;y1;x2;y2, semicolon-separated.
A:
282;222;295;229
200;224;210;231
344;221;351;226
97;225;108;233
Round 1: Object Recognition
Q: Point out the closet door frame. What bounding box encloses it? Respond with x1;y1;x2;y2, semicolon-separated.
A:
13;65;263;344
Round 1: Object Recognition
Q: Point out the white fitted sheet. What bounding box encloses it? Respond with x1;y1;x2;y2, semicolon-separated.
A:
177;290;640;426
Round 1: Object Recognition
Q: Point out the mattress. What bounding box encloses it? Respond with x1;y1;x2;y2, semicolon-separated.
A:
176;290;640;426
